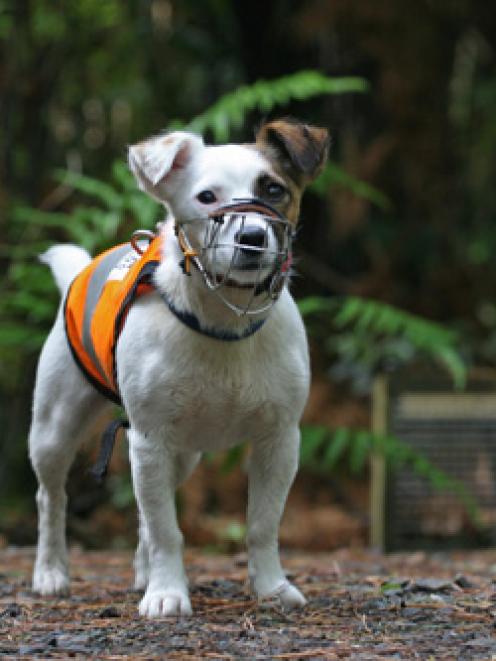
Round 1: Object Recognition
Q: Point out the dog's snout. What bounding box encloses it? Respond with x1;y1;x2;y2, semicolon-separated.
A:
235;225;267;251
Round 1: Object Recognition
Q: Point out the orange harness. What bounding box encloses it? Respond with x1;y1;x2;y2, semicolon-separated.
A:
64;237;162;404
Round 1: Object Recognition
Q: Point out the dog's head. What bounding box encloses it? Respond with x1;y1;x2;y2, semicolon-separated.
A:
129;119;328;312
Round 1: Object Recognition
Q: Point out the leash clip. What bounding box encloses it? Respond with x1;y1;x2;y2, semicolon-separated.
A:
131;229;156;255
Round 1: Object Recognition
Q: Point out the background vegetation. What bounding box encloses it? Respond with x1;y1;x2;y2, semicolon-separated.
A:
1;0;496;549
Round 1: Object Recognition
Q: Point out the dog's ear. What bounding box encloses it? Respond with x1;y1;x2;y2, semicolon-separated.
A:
256;119;329;184
128;132;204;202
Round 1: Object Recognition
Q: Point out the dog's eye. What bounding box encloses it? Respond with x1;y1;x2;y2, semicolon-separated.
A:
197;190;217;205
265;181;286;201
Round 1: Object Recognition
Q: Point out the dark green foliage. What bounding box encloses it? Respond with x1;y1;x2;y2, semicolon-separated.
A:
1;67;470;513
1;0;487;527
1;167;162;358
181;71;369;142
0;69;370;360
300;425;480;526
299;296;466;391
310;162;392;211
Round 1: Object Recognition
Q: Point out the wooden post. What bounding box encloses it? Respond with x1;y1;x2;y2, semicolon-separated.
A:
370;374;388;551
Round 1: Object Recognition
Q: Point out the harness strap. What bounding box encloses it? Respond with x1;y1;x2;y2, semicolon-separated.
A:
89;419;129;484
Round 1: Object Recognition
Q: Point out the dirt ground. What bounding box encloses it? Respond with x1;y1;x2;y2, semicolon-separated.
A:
1;547;496;660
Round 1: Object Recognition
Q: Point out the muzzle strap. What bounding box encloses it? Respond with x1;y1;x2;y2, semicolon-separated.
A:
176;228;199;275
208;198;284;220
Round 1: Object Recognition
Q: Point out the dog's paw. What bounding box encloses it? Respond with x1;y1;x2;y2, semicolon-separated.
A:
277;582;307;609
32;565;70;596
139;588;192;618
258;580;307;610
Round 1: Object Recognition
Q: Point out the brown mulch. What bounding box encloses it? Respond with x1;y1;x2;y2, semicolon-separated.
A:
1;547;496;659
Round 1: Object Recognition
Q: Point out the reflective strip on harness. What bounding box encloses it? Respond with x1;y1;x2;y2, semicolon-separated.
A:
64;237;162;403
81;244;132;388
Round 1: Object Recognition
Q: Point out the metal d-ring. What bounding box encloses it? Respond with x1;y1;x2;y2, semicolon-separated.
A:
130;229;156;255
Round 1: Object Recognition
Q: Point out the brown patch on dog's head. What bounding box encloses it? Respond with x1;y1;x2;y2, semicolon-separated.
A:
254;118;329;223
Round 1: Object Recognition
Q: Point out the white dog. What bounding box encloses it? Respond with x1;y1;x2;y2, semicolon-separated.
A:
29;118;329;617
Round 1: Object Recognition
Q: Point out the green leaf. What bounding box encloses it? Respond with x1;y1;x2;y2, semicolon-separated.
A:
323;427;349;468
311;162;392;211
13;206;73;228
220;445;246;474
333;297;364;327
297;296;333;317
435;345;467;390
300;295;466;388
220;521;246;543
2;291;56;322
0;323;46;350
8;263;55;294
123;191;162;229
54;169;123;209
111;160;135;190
300;425;327;464
314;426;481;528
349;430;371;474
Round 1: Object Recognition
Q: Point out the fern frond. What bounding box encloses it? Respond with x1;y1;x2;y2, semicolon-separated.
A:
299;296;466;388
54;169;123;209
13;206;73;229
179;70;369;142
311;162;392;210
300;424;480;525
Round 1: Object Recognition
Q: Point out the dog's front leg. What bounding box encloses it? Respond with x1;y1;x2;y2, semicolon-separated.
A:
133;451;201;592
128;427;191;617
133;515;150;591
247;426;307;609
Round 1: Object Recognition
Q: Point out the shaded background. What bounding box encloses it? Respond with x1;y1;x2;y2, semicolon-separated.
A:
1;0;496;551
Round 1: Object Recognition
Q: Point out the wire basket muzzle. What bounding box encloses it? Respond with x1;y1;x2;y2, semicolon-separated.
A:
176;200;293;316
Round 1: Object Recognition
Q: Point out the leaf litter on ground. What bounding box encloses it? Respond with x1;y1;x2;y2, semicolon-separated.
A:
1;547;496;659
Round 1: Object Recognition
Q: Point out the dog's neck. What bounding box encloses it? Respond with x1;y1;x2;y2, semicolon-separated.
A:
152;219;272;336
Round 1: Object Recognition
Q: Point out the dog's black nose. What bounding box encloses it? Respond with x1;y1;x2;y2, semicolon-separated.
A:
235;225;267;252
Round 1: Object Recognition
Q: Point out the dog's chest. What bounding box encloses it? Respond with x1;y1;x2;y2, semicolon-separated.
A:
117;298;309;452
165;371;282;451
147;347;303;451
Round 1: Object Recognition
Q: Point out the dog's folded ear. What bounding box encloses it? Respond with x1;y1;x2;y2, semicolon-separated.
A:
255;119;329;184
128;132;204;202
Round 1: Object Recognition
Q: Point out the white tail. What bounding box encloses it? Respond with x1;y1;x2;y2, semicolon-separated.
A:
39;244;92;294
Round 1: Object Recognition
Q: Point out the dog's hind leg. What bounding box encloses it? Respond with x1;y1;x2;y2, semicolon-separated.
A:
247;426;307;609
29;315;109;595
133;451;201;592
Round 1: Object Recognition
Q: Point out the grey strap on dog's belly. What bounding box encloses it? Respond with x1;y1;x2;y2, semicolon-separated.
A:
90;418;129;483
